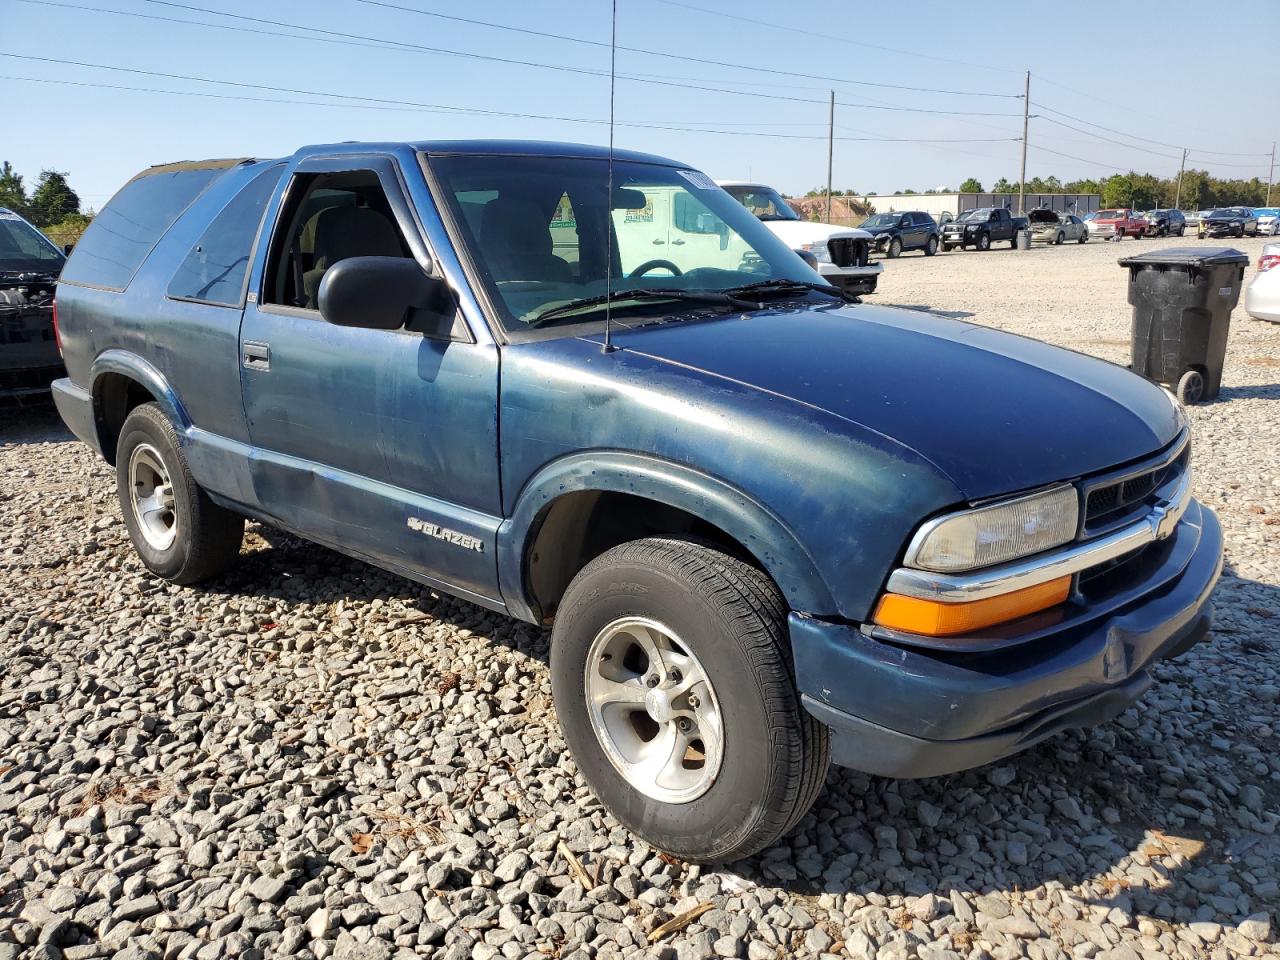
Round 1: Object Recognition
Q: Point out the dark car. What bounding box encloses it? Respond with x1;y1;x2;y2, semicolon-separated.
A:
0;207;66;402
1145;209;1187;237
859;211;940;257
53;141;1221;864
940;206;1020;250
1200;207;1259;238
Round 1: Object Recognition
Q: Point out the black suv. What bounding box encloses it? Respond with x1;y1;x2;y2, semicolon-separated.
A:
1145;209;1187;238
1;208;66;403
860;211;940;257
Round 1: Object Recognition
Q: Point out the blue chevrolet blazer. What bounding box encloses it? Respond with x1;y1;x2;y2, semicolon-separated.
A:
51;141;1222;862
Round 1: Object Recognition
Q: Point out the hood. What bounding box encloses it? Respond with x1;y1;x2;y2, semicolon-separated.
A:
1028;210;1060;224
593;304;1181;500
761;220;872;244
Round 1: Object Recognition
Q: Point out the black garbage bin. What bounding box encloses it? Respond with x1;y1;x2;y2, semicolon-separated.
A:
1118;247;1248;403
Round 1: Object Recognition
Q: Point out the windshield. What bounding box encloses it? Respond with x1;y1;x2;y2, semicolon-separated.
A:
1096;210;1126;219
860;214;903;229
0;210;66;275
721;184;800;222
430;155;818;335
956;208;993;222
1255;208;1280;217
1208;209;1243;217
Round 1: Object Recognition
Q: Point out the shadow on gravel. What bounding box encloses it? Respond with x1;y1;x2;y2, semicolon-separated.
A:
1214;383;1280;402
127;486;1279;940
0;399;69;446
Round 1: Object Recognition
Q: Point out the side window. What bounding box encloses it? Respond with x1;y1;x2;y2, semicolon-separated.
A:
673;192;723;235
61;166;223;290
264;170;411;310
167;165;281;306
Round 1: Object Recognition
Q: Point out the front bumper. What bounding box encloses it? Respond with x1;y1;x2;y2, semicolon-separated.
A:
790;498;1222;778
818;262;882;295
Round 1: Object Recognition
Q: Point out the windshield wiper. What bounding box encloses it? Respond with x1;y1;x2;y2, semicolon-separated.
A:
723;278;858;303
525;287;758;328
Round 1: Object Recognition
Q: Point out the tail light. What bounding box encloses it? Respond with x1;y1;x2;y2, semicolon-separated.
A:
52;299;63;356
1259;254;1280;273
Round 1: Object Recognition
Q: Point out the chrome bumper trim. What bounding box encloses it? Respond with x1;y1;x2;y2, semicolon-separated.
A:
886;470;1193;603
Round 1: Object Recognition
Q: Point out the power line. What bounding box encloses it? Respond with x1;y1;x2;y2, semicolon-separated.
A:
337;0;1020;98
15;0;1026;117
1035;115;1182;161
649;0;1022;75
1033;100;1271;158
0;66;1021;145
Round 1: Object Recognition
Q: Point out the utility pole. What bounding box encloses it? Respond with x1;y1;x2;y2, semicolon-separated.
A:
1268;141;1276;206
1018;71;1030;216
1174;148;1187;209
825;90;835;222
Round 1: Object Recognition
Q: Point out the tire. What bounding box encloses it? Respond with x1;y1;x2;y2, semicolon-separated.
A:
550;538;829;863
1054;231;1064;245
116;403;244;585
887;237;903;259
1176;369;1205;405
941;243;954;252
976;231;991;251
1078;231;1088;243
1177;225;1185;237
924;235;938;256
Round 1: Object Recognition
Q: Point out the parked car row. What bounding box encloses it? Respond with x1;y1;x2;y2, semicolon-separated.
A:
0;207;66;404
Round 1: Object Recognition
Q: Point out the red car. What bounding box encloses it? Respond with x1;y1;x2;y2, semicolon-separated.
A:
1087;209;1146;240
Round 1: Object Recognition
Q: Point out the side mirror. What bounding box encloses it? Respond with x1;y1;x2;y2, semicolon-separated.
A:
63;244;74;256
318;256;446;333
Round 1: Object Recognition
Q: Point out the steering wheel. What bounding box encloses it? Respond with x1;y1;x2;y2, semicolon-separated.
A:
629;259;683;278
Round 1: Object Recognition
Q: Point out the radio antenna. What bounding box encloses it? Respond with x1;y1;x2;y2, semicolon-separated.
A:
602;0;618;354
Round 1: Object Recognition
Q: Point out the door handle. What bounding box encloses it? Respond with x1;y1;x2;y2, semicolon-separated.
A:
670;239;685;246
243;341;271;371
652;239;666;245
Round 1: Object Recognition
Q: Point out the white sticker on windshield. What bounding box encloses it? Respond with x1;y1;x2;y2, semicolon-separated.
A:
0;212;22;221
676;170;718;191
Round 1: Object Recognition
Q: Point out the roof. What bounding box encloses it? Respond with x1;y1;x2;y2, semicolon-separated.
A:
411;139;686;166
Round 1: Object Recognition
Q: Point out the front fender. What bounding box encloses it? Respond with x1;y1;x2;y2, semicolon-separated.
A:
496;450;835;622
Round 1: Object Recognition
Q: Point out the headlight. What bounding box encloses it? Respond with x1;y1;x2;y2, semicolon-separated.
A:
801;242;832;263
905;485;1079;573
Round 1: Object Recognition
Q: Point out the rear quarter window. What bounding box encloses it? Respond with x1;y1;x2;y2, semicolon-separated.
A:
60;166;225;291
167;165;282;306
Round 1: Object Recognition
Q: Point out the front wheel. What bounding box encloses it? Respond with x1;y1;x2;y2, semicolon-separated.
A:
924;235;938;256
887;237;903;258
1078;231;1088;243
1054;231;1065;245
116;403;244;584
941;243;954;252
976;232;991;251
550;538;829;863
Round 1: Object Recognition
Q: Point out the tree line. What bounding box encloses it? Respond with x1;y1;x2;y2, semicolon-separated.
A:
799;169;1273;210
0;162;92;247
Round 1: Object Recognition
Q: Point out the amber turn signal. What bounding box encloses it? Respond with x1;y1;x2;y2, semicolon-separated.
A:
873;575;1072;637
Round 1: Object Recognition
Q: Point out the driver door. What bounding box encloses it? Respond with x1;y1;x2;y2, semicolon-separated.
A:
237;153;503;604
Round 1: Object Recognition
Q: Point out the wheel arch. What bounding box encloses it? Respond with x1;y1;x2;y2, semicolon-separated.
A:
89;350;191;465
497;451;835;624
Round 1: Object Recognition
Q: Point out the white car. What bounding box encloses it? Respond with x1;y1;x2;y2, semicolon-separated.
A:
1245;243;1280;322
717;182;883;295
1254;208;1280;236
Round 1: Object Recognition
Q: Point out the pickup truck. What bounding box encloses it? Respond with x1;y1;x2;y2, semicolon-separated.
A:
716;181;882;294
940;206;1021;251
1088;209;1147;240
53;141;1222;863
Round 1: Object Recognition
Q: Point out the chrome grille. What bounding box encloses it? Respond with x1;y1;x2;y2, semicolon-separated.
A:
1081;440;1190;537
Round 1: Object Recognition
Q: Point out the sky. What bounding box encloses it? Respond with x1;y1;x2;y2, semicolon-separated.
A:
3;0;1277;212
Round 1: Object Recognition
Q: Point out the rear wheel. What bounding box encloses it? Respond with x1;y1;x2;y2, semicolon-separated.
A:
116;403;244;584
924;235;938;256
976;231;991;251
550;538;829;863
887;237;903;258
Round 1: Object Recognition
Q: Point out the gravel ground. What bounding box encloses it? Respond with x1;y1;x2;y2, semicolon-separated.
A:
2;235;1278;960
